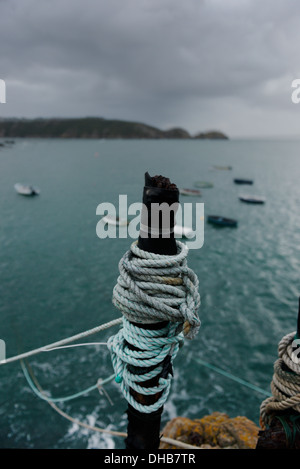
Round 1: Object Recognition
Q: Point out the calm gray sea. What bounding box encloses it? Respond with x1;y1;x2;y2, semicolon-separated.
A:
1;137;300;448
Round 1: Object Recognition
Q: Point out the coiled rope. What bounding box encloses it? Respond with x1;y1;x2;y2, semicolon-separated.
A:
260;331;300;428
107;240;201;413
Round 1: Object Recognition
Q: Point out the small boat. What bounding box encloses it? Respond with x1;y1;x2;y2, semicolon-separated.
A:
194;181;213;189
174;225;194;238
239;195;265;204
213;165;232;170
207;215;238;227
234;178;253;185
14;183;40;196
101;215;129;226
179;188;202;196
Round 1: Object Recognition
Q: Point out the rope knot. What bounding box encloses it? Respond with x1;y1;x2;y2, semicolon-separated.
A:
180;305;201;339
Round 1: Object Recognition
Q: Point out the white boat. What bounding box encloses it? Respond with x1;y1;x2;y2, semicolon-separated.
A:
179;188;202;197
174;224;194;239
101;215;129;226
14;183;40;196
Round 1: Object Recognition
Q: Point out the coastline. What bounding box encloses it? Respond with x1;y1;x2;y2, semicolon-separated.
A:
0;117;229;140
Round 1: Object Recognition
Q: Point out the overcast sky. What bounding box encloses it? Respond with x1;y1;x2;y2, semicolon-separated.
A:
1;0;300;138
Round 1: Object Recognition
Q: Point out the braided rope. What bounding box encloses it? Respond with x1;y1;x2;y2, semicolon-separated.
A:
107;240;201;413
260;331;300;428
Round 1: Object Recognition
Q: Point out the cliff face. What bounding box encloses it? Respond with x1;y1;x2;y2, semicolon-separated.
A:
159;412;260;449
0;118;228;140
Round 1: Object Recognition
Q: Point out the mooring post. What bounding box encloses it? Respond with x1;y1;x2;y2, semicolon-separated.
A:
107;171;200;450
256;296;300;449
125;172;179;450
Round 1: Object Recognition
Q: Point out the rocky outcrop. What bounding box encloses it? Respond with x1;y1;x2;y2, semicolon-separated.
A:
163;127;191;139
159;412;260;449
194;130;229;140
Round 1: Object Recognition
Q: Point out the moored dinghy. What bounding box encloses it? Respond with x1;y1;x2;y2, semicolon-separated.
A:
14;183;40;196
174;224;194;239
194;181;214;188
101;215;129;226
207;215;238;227
212;165;232;170
239;195;265;204
234;178;253;185
179;188;202;196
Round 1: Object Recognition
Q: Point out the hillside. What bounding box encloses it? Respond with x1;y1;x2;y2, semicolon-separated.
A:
0;117;229;140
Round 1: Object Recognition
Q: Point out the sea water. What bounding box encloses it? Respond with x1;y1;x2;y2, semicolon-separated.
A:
1;137;300;448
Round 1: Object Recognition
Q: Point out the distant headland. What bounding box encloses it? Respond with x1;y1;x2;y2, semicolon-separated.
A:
0;117;229;140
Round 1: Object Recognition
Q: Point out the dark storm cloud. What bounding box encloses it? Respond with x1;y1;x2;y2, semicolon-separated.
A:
1;0;300;137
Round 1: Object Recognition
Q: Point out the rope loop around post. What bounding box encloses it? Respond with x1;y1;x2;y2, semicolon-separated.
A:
107;318;183;413
107;240;201;413
112;240;201;338
260;331;300;428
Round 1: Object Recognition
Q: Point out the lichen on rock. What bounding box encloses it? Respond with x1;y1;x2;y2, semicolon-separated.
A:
159;412;260;449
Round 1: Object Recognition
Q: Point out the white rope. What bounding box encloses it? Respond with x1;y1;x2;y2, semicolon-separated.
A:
0;317;123;365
